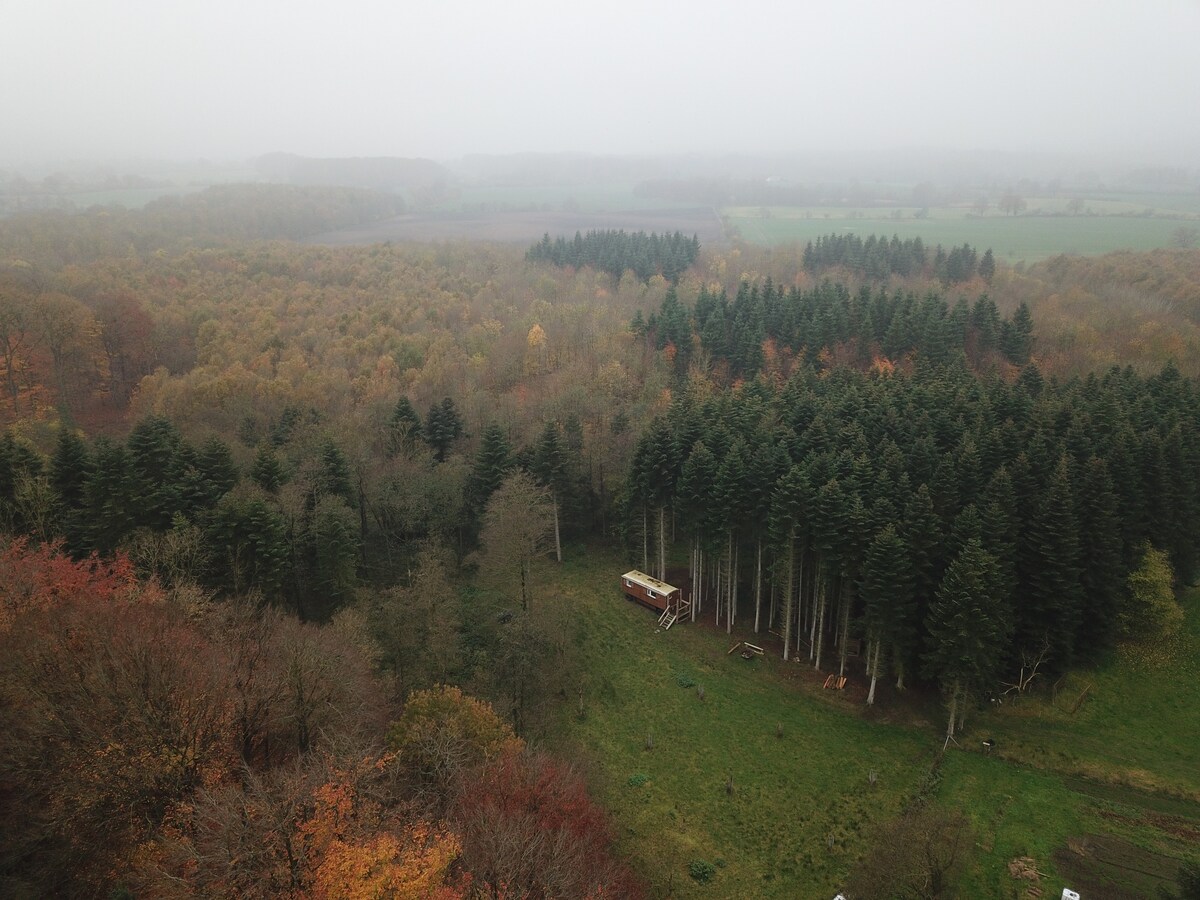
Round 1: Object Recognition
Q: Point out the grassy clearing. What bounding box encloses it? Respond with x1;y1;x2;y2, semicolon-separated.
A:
725;207;1194;261
539;549;1200;897
976;588;1200;800
546;547;933;897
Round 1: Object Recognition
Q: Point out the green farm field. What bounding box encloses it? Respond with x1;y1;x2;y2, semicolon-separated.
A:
541;547;1200;898
725;207;1198;262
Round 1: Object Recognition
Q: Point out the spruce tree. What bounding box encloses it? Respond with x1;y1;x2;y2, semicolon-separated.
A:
83;438;136;554
127;415;185;530
860;524;914;705
424;397;464;462
387;397;423;458
467;424;514;516
923;539;1010;738
532;421;569;562
1075;456;1123;657
1021;455;1083;668
251;443;287;493
50;428;91;511
979;248;996;283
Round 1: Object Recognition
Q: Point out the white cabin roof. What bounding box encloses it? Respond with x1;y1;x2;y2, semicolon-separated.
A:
622;570;680;594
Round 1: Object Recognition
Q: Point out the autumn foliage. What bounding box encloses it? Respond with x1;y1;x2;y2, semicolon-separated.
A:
0;535;153;630
453;751;644;899
0;539;637;898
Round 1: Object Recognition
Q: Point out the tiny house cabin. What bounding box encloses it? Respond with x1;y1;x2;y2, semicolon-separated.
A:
621;570;680;613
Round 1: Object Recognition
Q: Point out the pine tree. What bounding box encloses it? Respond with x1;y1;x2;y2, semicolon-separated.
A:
1075;456;1123;657
923;539;1010;738
678;441;718;621
899;483;941;689
532;421;569;562
467;424;514;516
978;248;996;283
424;397;464;462
83;438;136;554
860;524;914;705
1001;302;1034;365
207;489;288;600
769;465;810;661
127;415;185;530
1021;455;1083;668
310;495;360;614
50;428;91;511
251;443;287;493
387;396;423;458
315;439;353;504
185;436;238;511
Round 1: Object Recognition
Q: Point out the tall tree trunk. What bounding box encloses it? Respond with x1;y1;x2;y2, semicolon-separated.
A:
809;556;820;661
691;540;698;621
658;505;666;580
867;640;883;705
946;682;960;739
782;531;795;661
552;493;562;563
838;581;852;677
753;540;763;633
726;532;735;635
714;554;722;627
814;574;828;671
642;505;648;572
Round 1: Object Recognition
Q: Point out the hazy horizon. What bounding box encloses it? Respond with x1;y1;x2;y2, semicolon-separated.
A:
4;0;1199;170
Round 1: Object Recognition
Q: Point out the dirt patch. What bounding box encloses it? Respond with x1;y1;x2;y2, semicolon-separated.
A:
1062;775;1200;820
1096;806;1200;842
1007;856;1045;898
1053;833;1182;899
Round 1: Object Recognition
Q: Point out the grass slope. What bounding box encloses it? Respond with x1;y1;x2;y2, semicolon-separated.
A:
541;550;1200;897
548;548;931;897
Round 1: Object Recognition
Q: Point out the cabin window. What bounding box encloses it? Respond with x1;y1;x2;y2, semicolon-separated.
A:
624;579;631;587
648;590;655;599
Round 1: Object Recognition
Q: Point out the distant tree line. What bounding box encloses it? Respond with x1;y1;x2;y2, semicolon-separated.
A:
0;183;404;268
631;177;919;208
635;281;1032;381
527;229;700;282
803;233;995;285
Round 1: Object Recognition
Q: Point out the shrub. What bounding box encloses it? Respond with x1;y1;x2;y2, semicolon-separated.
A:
689;859;717;883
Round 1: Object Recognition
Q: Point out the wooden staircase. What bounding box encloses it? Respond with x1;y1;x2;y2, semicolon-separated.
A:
657;597;692;631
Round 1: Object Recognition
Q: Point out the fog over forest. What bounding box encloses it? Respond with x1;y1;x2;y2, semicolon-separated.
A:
3;0;1199;167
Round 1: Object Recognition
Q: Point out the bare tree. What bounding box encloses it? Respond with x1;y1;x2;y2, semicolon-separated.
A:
478;470;554;612
844;806;971;899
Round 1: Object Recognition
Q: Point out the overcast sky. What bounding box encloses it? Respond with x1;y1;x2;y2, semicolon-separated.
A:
3;0;1199;167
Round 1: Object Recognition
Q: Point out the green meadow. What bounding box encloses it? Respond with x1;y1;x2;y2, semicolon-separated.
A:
542;547;1200;898
724;206;1197;262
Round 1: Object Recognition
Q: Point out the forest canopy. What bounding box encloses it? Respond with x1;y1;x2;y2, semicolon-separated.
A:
2;186;1200;895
